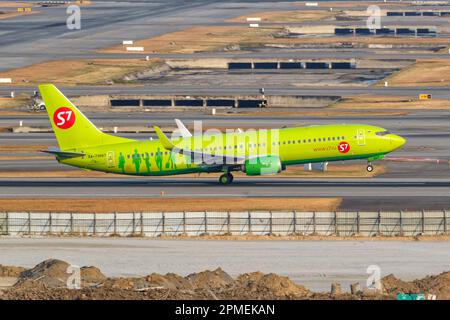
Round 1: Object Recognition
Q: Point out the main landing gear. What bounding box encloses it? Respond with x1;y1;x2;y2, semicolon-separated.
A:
219;172;234;185
366;162;374;172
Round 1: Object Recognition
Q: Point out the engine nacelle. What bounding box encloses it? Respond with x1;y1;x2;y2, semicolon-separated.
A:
244;156;282;176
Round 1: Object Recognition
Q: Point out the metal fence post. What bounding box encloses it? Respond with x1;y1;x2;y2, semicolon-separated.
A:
377;211;381;235
248;211;252;234
70;213;73;234
93;212;96;235
182;211;186;235
444;210;447;234
114;212;117;235
140;212;144;236
334;211;338;236
132;212;136;235
227;211;231;234
356;211;360;234
204;211;207;234
162;212;165;236
49;212;52;235
269;211;273;235
422;210;425;234
6;212;9;235
293;211;296;235
28;212;31;235
399;210;403;235
313;211;316;234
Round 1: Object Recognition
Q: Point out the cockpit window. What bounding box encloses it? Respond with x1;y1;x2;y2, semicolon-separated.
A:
375;131;390;136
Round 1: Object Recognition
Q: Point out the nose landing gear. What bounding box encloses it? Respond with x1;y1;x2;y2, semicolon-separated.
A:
219;173;234;185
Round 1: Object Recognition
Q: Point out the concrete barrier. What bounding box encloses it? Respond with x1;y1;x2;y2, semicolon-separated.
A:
1;211;448;237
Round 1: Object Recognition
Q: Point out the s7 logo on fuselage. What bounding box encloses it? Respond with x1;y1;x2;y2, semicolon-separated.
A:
338;141;350;153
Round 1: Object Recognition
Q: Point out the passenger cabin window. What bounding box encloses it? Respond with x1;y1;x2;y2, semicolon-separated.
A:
376;131;390;136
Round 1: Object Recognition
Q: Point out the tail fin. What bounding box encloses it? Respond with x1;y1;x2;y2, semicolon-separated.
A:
39;84;132;150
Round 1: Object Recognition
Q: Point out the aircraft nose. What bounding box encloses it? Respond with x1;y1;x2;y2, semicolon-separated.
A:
390;135;406;149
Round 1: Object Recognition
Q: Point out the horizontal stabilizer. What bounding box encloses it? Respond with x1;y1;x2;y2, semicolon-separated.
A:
42;148;85;159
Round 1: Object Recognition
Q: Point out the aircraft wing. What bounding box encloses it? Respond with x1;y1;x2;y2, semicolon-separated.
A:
154;126;246;166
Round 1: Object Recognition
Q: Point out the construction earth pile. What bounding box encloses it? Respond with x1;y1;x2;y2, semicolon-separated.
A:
1;259;449;300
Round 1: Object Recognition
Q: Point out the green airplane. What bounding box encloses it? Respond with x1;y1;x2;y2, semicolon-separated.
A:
39;84;406;185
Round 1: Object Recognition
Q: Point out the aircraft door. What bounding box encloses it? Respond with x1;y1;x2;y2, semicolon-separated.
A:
357;129;366;146
107;151;115;168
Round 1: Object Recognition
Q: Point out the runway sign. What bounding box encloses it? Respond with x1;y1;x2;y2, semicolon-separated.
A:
419;94;432;100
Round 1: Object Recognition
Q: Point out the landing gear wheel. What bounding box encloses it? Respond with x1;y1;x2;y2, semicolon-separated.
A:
219;173;233;185
366;164;374;172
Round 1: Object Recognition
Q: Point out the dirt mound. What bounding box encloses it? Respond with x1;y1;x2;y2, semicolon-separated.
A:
146;273;193;290
381;274;419;295
186;268;234;290
2;258;449;300
0;265;26;277
0;285;206;300
80;266;106;286
17;259;71;288
414;271;450;299
235;272;310;299
382;272;450;299
14;259;107;289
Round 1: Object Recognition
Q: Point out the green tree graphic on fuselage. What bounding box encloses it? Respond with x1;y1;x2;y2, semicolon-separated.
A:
132;149;142;173
118;152;125;173
144;152;151;173
166;151;177;170
185;154;192;168
155;147;163;171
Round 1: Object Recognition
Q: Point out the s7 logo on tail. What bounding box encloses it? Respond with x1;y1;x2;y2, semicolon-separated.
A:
53;107;75;129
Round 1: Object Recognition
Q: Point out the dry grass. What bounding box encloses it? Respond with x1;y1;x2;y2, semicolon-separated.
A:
0;97;29;109
99;26;281;54
0;156;52;161
0;59;161;86
0;10;38;20
378;59;450;87
0;2;37;20
0;197;342;212
332;95;450;110
227;10;338;23
99;24;450;55
0;145;48;153
0;2;33;8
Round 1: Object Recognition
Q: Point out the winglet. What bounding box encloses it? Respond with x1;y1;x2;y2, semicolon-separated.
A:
154;126;174;150
175;119;192;137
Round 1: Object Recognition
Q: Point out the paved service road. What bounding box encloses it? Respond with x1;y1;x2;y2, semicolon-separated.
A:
0;238;449;292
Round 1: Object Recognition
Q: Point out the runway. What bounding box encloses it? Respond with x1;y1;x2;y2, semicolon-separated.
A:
0;177;449;210
1;238;449;292
5;84;450;99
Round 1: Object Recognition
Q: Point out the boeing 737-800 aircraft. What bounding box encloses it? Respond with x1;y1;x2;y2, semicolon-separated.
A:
39;84;406;184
